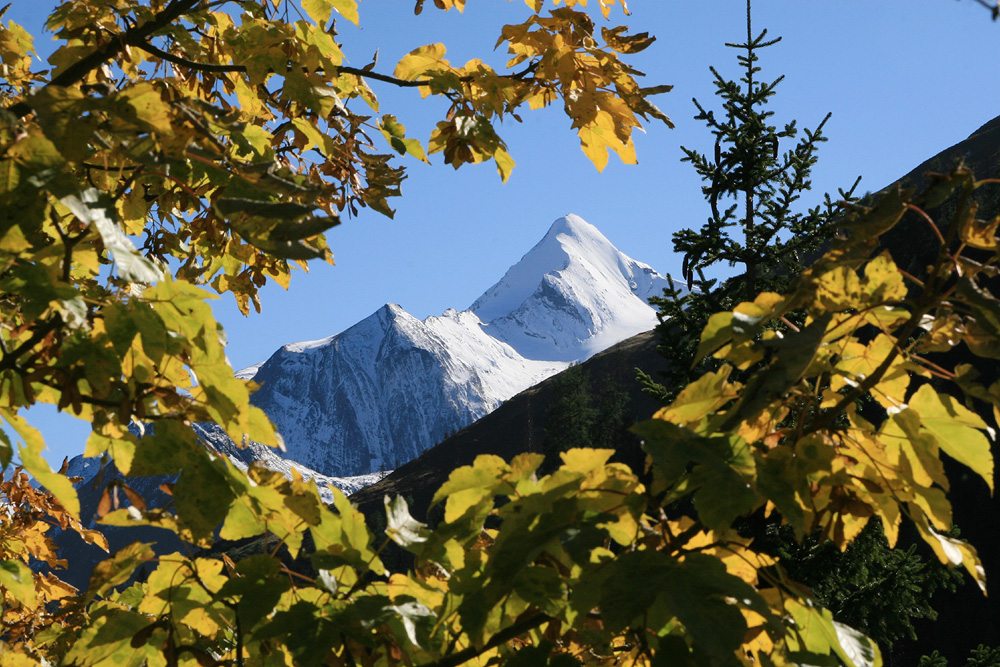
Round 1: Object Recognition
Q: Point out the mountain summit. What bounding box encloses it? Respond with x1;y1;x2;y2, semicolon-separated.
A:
471;214;672;361
241;215;680;477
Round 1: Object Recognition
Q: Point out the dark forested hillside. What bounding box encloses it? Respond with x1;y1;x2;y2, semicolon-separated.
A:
350;331;665;517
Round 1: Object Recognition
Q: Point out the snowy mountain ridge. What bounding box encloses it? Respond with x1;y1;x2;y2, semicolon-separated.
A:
240;214;681;478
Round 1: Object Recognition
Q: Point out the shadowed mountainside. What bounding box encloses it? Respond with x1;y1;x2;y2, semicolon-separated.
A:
349;330;665;518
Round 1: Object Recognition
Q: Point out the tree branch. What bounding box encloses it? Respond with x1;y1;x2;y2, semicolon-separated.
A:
970;0;1000;20
0;317;62;374
135;40;244;73
134;39;512;89
415;612;549;667
8;0;201;117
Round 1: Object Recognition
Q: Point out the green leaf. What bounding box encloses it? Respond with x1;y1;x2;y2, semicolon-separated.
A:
0;560;36;609
718;313;832;431
270;215;341;241
0;430;11;470
755;447;806;534
840;186;909;239
64;602;163;667
379;115;429;163
689;453;757;532
253;600;339;664
216;555;290;629
513;565;566;615
600;551;761;658
506;642;555;667
85;542;156;603
695;309;756;364
909;384;994;492
635;419;756;528
786;599;882;667
957;276;1000;344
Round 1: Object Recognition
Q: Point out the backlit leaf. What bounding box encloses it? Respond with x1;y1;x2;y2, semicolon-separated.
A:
394;44;450;81
0;560;36;609
60;189;162;284
385;495;429;548
910;384;994;492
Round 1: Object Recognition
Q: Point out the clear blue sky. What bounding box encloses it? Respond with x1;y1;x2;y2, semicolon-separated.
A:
9;1;1000;466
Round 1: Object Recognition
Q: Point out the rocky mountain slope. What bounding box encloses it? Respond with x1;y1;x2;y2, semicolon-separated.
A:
240;214;679;477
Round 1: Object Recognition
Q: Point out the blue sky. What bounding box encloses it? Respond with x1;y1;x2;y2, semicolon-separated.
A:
9;1;1000;466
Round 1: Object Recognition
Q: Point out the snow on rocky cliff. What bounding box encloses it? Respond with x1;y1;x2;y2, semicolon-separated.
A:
239;214;682;478
471;214;674;360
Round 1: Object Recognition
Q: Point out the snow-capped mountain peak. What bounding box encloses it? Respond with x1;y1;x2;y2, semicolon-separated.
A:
470;214;611;322
470;214;678;361
239;214;680;477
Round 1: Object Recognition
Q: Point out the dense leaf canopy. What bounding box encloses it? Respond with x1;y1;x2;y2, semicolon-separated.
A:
0;2;996;667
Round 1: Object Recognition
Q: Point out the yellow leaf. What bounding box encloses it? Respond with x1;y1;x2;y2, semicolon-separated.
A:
915;513;987;593
117;82;173;135
494;147;515;183
431;455;508;521
0;651;39;666
578;124;609;172
910;384;994;492
960;212;1000;250
3;412;80;516
301;0;331;23
394;44;450;81
578;112;637;172
655;366;736;425
559;448;614;474
861;252;907;303
330;0;360;25
601;26;655;54
815;265;861;310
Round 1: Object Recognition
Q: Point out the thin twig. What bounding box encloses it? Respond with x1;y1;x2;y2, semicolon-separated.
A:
907;203;945;245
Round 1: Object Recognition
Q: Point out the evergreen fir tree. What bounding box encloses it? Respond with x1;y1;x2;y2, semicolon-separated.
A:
541;367;632;469
638;3;959;658
919;646;1000;667
758;521;961;646
641;0;859;402
542;366;597;456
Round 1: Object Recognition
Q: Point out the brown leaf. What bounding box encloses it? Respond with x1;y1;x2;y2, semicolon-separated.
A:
121;483;147;511
96;487;112;518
